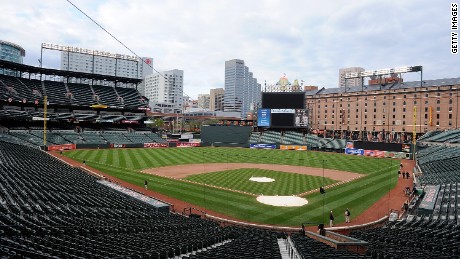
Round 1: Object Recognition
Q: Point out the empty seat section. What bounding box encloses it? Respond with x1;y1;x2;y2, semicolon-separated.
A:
124;132;156;144
305;134;320;148
42;81;70;105
8;132;48;146
259;131;281;143
248;132;260;143
0;74;35;103
0;141;231;258
67;83;95;106
350;219;460;258
101;132;132;144
116;87;145;108
92;84;120;107
145;133;167;143
80;132;107;144
282;131;304;144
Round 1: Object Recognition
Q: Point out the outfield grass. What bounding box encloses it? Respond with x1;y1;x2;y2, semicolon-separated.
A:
64;147;399;226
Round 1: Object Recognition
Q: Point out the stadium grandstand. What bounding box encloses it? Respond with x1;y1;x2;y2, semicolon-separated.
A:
0;59;168;148
1;60;460;258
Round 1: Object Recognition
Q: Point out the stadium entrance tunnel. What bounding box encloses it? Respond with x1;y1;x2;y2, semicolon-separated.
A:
256;195;308;207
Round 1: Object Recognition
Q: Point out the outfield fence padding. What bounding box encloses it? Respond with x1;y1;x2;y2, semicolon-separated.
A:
201;126;252;145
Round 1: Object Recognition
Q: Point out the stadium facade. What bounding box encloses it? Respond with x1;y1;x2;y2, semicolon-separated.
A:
223;59;261;118
307;77;460;141
58;44;153;88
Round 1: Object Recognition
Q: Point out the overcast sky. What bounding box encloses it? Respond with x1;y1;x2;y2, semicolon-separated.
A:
1;0;458;98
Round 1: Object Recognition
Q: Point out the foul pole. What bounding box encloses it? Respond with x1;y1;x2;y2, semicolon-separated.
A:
43;96;47;146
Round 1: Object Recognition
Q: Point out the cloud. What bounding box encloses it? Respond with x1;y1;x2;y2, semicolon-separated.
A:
0;0;458;98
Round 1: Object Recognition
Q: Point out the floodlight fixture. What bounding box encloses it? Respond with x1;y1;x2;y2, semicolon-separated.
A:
344;65;423;79
41;43;138;61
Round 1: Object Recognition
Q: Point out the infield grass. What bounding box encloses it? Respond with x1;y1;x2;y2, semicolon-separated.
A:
185;168;336;195
65;147;399;226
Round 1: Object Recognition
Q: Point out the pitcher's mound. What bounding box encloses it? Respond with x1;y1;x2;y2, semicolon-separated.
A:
257;195;308;207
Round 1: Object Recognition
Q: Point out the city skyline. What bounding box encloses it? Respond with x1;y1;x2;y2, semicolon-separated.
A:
0;0;458;99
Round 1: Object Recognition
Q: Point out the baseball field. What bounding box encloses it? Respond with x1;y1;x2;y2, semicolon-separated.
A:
64;147;398;226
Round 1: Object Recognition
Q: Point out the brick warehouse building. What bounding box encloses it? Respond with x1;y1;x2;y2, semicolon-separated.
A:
305;77;460;142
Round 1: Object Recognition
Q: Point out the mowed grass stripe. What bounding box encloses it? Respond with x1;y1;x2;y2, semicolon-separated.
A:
66;147;392;173
125;149;140;168
147;149;172;167
133;149;152;168
97;149;108;165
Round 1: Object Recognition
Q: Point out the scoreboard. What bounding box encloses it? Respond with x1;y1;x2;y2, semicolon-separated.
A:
258;92;307;128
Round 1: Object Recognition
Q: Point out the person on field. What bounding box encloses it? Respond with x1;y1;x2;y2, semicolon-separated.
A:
402;201;409;212
329;210;334;227
317;224;326;236
144;180;148;190
319;186;325;194
345;208;351;223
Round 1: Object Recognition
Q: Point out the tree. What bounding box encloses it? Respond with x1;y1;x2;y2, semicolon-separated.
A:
145;118;165;131
154;118;165;129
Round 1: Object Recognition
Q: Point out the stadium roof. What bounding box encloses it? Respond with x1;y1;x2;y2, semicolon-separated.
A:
307;77;460;96
0;59;142;84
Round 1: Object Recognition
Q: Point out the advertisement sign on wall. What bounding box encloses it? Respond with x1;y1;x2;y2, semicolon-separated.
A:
402;144;411;153
110;144;126;148
280;145;307;150
144;143;168;148
345;148;364;155
250;143;276;149
177;142;201;147
47;144;76;151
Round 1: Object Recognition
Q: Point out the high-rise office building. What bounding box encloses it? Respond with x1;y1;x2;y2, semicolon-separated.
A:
210;88;224;111
0;40;25;76
224;59;261;118
197;94;210;110
144;69;183;113
338;67;365;88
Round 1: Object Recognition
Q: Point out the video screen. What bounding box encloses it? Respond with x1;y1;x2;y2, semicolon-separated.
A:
262;92;305;109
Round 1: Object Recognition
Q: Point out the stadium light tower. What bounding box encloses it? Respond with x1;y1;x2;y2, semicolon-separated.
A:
345;66;423;87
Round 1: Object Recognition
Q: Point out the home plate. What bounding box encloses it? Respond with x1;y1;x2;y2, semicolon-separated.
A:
257;196;308;207
249;177;275;182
